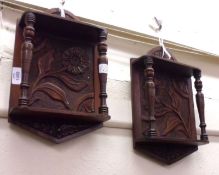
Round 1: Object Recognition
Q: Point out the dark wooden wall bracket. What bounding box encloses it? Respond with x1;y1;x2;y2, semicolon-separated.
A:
8;10;110;143
131;46;209;164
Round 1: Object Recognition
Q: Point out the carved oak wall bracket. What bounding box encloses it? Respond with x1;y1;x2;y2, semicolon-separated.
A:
8;10;110;143
131;46;209;164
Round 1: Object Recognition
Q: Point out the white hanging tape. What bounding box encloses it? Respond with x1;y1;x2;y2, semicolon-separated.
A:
149;17;171;59
158;34;171;59
59;0;65;18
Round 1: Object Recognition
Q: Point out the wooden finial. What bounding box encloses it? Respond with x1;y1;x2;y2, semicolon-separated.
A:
19;12;36;106
98;29;108;114
194;69;208;141
143;56;157;137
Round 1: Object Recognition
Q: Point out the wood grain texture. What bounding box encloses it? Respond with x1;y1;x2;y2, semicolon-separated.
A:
9;10;110;142
28;36;94;112
131;47;208;164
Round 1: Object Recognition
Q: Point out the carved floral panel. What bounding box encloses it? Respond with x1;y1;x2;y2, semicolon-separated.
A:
141;70;197;140
28;33;95;113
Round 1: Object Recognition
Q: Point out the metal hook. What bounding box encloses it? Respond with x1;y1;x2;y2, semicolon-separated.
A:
149;17;171;59
60;0;65;6
149;17;162;33
154;17;162;32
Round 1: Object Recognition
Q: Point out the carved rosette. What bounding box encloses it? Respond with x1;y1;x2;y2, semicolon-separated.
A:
62;47;88;75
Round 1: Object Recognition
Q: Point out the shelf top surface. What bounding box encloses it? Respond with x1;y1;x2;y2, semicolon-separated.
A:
19;11;106;42
131;55;201;77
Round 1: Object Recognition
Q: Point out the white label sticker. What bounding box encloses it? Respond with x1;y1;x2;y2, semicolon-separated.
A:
99;64;108;74
12;67;22;85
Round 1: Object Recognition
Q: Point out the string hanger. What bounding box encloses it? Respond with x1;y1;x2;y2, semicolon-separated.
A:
59;0;65;18
149;17;171;59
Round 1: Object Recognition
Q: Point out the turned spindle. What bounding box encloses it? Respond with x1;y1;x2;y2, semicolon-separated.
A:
19;12;36;106
98;29;108;114
194;69;208;141
144;56;157;137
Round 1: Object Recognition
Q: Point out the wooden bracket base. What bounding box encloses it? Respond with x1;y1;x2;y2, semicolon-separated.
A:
9;107;108;143
135;142;198;164
10;117;102;143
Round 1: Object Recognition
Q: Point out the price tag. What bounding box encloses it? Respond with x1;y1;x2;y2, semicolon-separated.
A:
99;64;108;74
12;67;22;85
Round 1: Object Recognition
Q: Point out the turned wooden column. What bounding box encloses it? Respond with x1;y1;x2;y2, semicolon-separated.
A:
19;12;36;106
194;70;208;141
97;29;108;114
144;56;157;137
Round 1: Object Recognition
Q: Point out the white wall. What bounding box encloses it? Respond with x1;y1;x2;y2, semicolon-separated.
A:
0;118;219;175
0;4;219;175
15;0;219;55
107;35;219;132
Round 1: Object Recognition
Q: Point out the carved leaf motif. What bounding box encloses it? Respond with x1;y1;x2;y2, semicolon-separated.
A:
169;87;180;109
175;125;190;137
155;98;171;118
33;82;70;109
28;97;40;106
76;93;95;113
173;81;189;98
34;37;48;54
38;51;54;75
155;108;171;118
52;73;88;92
162;117;181;136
